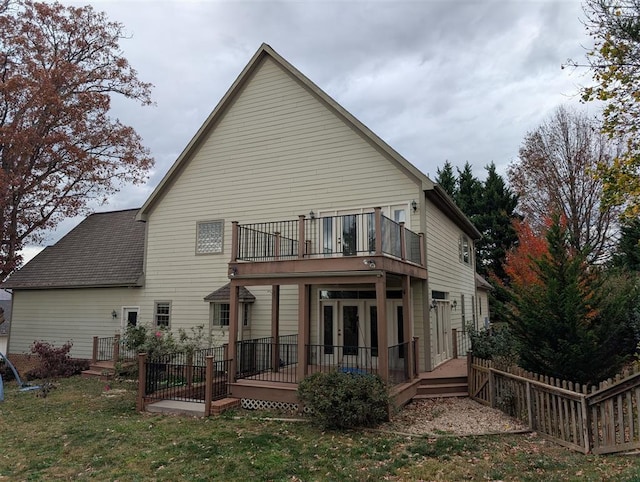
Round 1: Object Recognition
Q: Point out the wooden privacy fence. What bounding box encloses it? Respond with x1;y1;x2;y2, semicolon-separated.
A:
468;354;640;455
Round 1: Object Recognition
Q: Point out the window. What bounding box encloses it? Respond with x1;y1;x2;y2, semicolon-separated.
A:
211;303;250;327
196;220;224;254
154;302;171;328
459;235;471;265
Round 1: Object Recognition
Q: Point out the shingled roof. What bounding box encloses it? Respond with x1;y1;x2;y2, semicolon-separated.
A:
204;283;256;303
1;209;145;290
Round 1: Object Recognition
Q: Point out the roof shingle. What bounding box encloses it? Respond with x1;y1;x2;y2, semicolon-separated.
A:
1;209;145;289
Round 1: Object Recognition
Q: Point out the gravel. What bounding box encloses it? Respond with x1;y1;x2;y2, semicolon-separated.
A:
384;397;528;436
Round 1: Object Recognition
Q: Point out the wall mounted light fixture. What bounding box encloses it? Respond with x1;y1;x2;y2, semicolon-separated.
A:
451;299;458;310
309;210;315;220
111;310;118;319
430;299;438;310
363;259;376;269
411;200;417;212
229;267;238;278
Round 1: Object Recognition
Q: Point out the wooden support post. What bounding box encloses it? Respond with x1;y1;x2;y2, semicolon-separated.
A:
489;368;496;408
376;275;389;383
231;221;239;262
527;381;533;430
296;283;309;383
204;356;214;417
581;395;591;454
228;283;239;383
374;207;383;255
401;275;413;380
419;233;426;267
92;336;98;364
274;232;281;260
399;222;406;261
136;353;147;412
452;328;458;358
413;336;420;376
271;285;280;373
113;334;121;362
298;215;306;259
467;351;472;396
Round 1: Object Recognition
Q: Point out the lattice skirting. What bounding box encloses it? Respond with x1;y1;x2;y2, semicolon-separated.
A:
241;398;298;412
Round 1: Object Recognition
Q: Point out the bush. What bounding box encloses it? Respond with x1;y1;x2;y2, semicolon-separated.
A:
297;371;390;429
467;324;519;369
123;323;210;360
25;341;89;380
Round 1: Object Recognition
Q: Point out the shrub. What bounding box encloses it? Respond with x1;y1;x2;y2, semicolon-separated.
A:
25;341;89;380
297;371;390;429
467;324;519;369
123;323;211;360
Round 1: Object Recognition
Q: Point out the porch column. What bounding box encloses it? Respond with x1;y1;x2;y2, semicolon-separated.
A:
228;282;240;382
271;285;280;373
298;215;306;259
231;221;239;262
376;274;389;382
402;275;414;380
296;283;309;383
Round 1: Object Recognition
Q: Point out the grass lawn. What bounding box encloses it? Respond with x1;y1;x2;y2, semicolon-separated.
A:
0;377;639;481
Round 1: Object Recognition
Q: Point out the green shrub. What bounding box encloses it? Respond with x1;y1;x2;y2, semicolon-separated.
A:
467;324;519;369
297;371;390;429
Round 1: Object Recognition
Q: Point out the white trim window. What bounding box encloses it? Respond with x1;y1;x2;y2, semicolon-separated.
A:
459;234;471;265
196;220;224;254
154;301;171;328
211;303;250;328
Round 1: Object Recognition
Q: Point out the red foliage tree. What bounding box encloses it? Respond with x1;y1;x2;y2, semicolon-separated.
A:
502;219;549;289
0;0;153;279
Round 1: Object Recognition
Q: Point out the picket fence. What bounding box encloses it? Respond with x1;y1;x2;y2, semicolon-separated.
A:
468;355;640;454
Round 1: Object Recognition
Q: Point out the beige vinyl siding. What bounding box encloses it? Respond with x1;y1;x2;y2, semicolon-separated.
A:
8;288;141;359
425;196;476;366
140;56;422;341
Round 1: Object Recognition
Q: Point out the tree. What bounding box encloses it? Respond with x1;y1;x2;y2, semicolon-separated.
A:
475;162;519;280
612;218;640;271
575;0;640;215
435;160;457;198
506;216;638;384
0;1;153;280
508;106;620;263
455;162;482;219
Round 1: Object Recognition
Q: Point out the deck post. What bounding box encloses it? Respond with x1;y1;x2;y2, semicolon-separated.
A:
136;353;147;412
297;283;309;383
298;215;306;259
374;207;383;255
419;233;426;266
413;336;420;376
204;356;214;417
92;336;98;364
274;232;281;260
452;328;458;358
400;222;406;261
228;283;239;383
231;221;239;262
113;334;120;363
376;275;389;383
401;275;413;380
271;285;280;373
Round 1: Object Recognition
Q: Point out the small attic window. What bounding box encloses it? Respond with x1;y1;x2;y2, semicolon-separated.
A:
197;220;224;254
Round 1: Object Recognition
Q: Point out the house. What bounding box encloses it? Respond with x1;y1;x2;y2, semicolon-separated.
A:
0;299;11;354
1;44;482;404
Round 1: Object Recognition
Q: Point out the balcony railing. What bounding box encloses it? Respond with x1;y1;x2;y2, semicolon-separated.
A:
236;334;299;384
233;208;424;266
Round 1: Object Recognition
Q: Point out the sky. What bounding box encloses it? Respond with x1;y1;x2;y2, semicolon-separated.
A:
21;0;595;263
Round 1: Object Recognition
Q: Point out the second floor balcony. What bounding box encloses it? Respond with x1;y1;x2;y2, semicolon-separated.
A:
230;208;426;279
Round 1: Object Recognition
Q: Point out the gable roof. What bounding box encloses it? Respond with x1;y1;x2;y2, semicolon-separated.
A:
1;209;145;290
475;273;493;291
136;43;479;239
204;283;256;303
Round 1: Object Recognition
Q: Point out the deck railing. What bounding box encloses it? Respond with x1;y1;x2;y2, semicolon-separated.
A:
235;334;299;384
92;334;138;364
452;328;471;358
306;344;377;375
139;349;231;405
234;209;424;266
388;341;411;384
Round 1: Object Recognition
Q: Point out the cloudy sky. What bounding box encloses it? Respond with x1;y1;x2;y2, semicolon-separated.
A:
22;0;595;261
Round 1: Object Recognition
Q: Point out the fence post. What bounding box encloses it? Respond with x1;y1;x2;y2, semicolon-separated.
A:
466;351;472;396
205;356;214;417
413;336;420;376
92;336;98;364
452;328;458;358
136;353;147;412
489;368;496;408
581;392;591;454
113;334;120;363
526;381;533;430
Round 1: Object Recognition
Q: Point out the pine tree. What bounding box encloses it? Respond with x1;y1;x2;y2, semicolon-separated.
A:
613;218;640;271
435;161;457;198
456;162;482;219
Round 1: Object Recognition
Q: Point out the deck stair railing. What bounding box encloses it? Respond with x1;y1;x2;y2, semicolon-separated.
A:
92;334;138;364
235;334;299;384
388;341;411;384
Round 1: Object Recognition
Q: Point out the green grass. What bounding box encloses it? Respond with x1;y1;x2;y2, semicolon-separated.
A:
0;377;639;480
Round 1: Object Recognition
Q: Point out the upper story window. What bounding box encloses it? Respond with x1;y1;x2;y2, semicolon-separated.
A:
154;301;171;328
459;234;471;265
197;220;224;254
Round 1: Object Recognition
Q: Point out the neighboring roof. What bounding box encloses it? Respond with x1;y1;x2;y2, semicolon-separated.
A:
1;209;145;290
204;283;256;303
475;273;493;291
136;43;476;238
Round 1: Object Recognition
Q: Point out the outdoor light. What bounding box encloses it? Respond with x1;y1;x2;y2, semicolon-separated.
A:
111;310;117;319
430;299;437;310
452;299;458;310
411;200;417;212
309;210;315;220
229;267;237;278
363;259;376;269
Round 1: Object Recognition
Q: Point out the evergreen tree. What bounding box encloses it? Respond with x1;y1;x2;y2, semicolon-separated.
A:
456;162;482;219
507;217;638;384
613;218;640;271
475;163;519;280
435;161;457;199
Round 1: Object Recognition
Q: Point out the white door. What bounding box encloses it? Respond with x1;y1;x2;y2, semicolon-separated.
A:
121;307;139;332
433;301;451;366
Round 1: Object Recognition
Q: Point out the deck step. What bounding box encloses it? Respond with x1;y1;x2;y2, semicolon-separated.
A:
417;382;468;396
413;391;468;399
81;369;113;380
